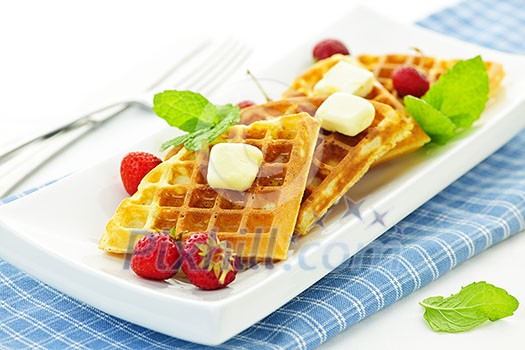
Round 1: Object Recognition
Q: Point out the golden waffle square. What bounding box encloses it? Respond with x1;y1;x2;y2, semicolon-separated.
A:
357;53;505;99
281;54;430;164
99;113;320;261
240;97;412;235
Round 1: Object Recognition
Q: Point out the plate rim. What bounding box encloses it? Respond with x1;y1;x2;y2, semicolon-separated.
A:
2;5;525;346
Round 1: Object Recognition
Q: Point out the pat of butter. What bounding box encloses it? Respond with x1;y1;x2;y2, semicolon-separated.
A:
315;92;375;137
313;60;374;97
207;143;263;192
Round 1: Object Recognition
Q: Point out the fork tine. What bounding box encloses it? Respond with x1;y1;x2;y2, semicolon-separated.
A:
0;39;253;197
164;40;238;91
173;40;246;91
145;39;212;91
198;47;252;95
135;40;250;106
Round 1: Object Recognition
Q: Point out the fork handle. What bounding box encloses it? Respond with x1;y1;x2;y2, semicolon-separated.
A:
0;103;132;162
0;103;129;198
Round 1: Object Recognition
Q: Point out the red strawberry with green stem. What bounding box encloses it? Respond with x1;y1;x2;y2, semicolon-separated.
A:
120;152;162;195
182;232;237;290
130;231;181;280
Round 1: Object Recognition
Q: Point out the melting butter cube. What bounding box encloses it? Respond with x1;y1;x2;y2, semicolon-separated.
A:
313;60;375;97
207;143;263;192
315;92;375;137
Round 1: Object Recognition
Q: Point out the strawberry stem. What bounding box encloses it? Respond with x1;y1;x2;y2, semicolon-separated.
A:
246;70;272;102
411;47;426;70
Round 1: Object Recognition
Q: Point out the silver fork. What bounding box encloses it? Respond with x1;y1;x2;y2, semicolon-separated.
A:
0;40;252;198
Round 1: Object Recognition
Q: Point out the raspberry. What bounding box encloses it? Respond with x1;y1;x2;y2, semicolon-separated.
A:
313;39;350;61
392;66;430;98
130;232;181;280
181;232;237;290
120;152;162;195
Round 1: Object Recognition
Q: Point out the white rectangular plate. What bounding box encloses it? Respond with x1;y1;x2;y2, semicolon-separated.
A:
1;7;525;346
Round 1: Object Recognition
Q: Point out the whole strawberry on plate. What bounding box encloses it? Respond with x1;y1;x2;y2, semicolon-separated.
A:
182;232;237;290
120;151;162;195
130;231;181;280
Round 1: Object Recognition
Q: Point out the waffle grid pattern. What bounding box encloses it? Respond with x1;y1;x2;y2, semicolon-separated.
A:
357;54;505;98
100;113;319;260
240;98;411;234
1;1;522;348
282;54;430;164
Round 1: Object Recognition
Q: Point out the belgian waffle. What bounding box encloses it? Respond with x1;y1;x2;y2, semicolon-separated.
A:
99;113;320;261
357;53;505;99
240;98;412;235
282;54;430;164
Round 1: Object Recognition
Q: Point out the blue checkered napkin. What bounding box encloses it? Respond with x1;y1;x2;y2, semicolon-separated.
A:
2;0;525;349
420;0;525;55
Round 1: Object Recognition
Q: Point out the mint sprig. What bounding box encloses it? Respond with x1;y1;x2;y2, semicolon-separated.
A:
405;56;490;144
404;97;457;145
420;281;519;333
153;90;241;151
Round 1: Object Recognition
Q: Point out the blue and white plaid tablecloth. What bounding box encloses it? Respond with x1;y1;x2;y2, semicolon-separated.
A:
1;0;525;348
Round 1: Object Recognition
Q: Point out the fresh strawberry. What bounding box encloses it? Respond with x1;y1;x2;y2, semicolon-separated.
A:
130;232;181;280
181;232;237;290
120;152;162;195
392;66;430;98
237;100;256;109
313;39;350;61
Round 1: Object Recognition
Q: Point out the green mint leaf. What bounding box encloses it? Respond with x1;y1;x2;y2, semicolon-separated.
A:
161;127;211;151
183;104;241;150
405;96;456;145
405;56;490;144
420;281;519;333
152;89;241;151
156;101;241;151
152;90;218;132
183;128;216;150
449;113;479;129
423;55;489;129
205;104;241;140
159;133;194;152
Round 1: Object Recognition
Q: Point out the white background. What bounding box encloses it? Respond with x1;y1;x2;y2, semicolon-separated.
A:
0;0;524;348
